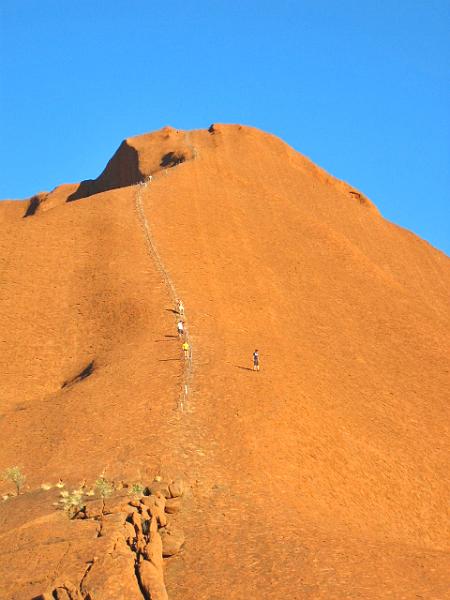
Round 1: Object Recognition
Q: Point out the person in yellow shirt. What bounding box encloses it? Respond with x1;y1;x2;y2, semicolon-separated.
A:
182;341;190;360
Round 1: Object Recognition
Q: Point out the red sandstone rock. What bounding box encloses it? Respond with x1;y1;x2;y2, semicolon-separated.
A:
169;479;185;498
1;124;449;599
84;499;104;519
53;583;82;599
144;517;164;569
81;550;143;599
138;559;168;600
160;527;185;557
141;494;167;527
148;481;171;498
130;510;142;533
164;497;182;514
104;493;133;513
140;506;151;520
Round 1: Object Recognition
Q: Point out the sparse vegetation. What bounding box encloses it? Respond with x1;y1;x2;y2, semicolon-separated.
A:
2;466;26;495
131;483;144;498
56;488;86;518
95;475;114;498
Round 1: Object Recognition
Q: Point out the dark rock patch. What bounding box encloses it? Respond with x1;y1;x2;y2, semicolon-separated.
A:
160;152;185;169
23;196;41;217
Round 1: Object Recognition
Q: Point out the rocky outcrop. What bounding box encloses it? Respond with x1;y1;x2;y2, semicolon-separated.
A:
66;126;197;203
67;140;143;202
42;477;185;599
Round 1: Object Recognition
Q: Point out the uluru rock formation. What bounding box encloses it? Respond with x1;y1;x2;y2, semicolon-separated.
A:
0;124;449;599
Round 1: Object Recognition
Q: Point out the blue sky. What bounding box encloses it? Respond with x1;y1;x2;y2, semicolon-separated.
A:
1;0;449;254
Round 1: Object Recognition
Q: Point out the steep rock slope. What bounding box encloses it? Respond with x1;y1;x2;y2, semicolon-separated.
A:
0;125;449;599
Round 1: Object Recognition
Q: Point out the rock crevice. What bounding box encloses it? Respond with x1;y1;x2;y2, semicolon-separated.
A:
47;478;185;600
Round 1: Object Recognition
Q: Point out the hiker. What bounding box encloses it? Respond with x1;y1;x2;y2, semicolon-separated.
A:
253;349;260;372
177;299;185;316
182;341;190;360
177;320;184;338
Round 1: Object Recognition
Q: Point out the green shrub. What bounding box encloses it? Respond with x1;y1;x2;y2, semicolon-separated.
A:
131;483;144;498
2;466;26;495
95;476;114;498
56;488;85;518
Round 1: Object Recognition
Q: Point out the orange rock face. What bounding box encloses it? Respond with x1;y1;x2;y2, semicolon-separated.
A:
0;125;449;599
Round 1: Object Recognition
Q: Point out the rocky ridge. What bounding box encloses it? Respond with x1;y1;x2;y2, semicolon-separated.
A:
27;477;185;600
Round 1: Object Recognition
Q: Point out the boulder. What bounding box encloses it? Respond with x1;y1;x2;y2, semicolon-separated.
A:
130;511;142;533
141;495;155;509
138;559;168;600
144;522;164;569
52;589;72;600
53;582;83;599
140;507;150;520
124;521;136;545
169;479;185;498
81;550;143;600
164;497;182;514
147;481;171;498
141;494;167;527
160;527;185;556
135;531;147;554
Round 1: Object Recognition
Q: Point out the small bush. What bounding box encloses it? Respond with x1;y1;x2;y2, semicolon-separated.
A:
2;466;26;495
131;483;144;498
95;476;114;499
56;488;85;518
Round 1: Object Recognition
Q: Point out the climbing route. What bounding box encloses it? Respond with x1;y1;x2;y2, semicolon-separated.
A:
134;176;193;412
185;130;198;159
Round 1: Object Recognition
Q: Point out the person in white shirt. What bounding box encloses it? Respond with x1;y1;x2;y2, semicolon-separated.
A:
177;299;185;316
177;320;184;338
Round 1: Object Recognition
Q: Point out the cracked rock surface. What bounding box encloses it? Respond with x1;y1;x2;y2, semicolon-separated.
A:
1;480;184;599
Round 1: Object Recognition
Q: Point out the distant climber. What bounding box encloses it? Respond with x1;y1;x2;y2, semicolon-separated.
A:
177;299;184;316
182;341;190;360
253;349;260;372
177;320;184;338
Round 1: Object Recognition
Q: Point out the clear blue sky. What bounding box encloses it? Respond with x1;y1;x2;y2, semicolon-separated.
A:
1;1;449;254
